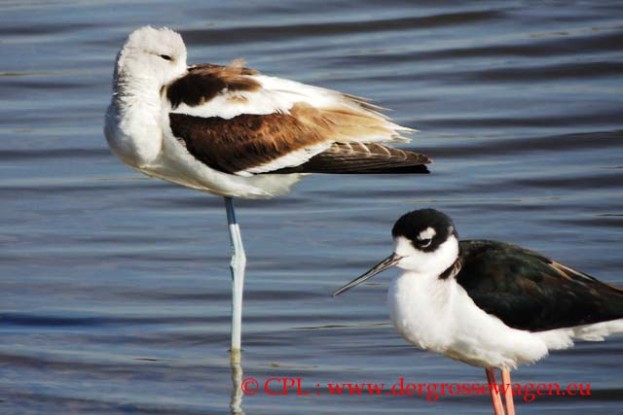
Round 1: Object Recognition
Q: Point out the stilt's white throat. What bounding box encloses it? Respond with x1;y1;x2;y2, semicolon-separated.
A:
333;208;623;415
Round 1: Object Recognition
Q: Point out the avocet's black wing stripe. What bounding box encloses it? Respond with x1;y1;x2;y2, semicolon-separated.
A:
273;142;431;174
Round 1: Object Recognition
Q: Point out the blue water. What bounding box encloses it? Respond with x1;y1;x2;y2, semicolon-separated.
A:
1;1;622;414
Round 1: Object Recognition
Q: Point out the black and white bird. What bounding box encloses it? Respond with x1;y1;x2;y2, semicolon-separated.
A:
334;208;623;415
104;26;431;354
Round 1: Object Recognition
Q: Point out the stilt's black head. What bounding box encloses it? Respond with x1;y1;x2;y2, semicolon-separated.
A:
392;208;458;253
333;208;461;297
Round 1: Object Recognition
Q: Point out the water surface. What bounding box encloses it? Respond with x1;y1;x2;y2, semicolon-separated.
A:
1;1;622;414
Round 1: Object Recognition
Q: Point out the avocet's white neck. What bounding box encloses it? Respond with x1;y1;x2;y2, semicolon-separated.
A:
105;64;166;169
112;49;167;116
105;27;188;169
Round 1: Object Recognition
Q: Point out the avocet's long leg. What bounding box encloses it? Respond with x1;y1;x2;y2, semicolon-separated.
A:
501;368;515;415
485;368;506;415
224;196;247;357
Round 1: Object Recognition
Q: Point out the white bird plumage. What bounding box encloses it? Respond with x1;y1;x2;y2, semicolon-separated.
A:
389;234;623;370
335;208;623;415
105;26;430;354
105;26;423;199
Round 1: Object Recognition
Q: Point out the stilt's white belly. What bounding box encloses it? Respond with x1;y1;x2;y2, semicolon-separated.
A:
388;272;550;369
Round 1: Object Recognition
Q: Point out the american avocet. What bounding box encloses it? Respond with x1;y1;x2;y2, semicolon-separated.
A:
334;208;623;414
105;26;431;355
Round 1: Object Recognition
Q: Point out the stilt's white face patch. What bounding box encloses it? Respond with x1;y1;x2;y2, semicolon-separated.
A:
418;227;436;241
393;234;459;276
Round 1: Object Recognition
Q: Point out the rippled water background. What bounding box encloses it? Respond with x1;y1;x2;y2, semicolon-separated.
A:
1;1;622;414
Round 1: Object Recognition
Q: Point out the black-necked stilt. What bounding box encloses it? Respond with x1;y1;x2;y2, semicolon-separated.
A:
105;26;431;354
334;208;623;415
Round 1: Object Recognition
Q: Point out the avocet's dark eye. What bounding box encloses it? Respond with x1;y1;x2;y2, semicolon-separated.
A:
160;54;173;61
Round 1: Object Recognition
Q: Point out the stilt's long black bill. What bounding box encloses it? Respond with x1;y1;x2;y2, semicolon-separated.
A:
332;253;401;297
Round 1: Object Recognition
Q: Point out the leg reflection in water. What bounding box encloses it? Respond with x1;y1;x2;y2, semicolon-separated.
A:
230;351;245;415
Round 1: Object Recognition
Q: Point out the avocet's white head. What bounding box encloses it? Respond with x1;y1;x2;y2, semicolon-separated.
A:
113;26;188;89
105;26;188;169
333;209;460;296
